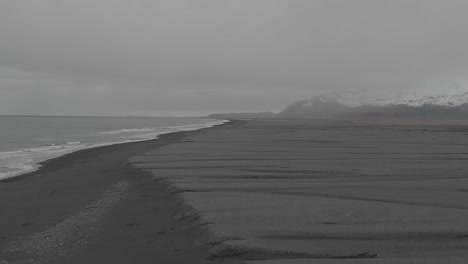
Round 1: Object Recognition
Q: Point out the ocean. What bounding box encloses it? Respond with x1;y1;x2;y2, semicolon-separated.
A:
0;116;226;180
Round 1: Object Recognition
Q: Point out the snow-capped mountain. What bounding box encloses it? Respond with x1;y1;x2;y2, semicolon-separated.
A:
301;85;468;107
391;85;468;107
279;85;468;117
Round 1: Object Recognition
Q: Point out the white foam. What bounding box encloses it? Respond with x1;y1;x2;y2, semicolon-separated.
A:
99;128;155;135
0;143;88;180
0;161;37;180
0;144;86;181
129;120;228;140
0;150;29;159
66;141;81;145
0;119;229;181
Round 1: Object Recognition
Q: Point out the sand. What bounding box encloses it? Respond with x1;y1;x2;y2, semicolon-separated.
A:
131;118;468;263
2;118;468;263
0;126;236;264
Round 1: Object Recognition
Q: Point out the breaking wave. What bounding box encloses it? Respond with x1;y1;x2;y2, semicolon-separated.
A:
0;119;228;180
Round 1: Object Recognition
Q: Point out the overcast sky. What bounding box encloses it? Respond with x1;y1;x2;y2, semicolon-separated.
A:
1;0;468;116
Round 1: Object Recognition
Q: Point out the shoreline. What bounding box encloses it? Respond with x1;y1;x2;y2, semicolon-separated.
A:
0;121;238;264
4;117;467;263
0;119;230;183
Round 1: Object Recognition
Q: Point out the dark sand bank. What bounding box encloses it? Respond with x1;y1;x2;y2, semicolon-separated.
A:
0;122;237;264
131;118;468;264
3;118;468;264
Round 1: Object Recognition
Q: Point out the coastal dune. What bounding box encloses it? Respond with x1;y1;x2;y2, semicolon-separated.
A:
131;119;468;263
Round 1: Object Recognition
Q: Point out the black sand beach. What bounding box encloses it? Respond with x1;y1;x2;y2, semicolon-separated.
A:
133;118;468;264
2;119;468;264
0;123;236;264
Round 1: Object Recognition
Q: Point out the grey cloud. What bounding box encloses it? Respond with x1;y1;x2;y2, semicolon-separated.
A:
1;0;468;115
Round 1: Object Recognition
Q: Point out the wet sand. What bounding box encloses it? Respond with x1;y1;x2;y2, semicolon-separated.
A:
0;124;236;264
132;118;468;263
2;118;468;264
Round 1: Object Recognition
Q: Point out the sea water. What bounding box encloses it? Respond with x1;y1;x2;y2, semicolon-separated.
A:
0;116;226;180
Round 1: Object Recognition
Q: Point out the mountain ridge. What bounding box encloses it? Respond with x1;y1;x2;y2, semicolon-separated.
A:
208;86;468;119
278;86;468;118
